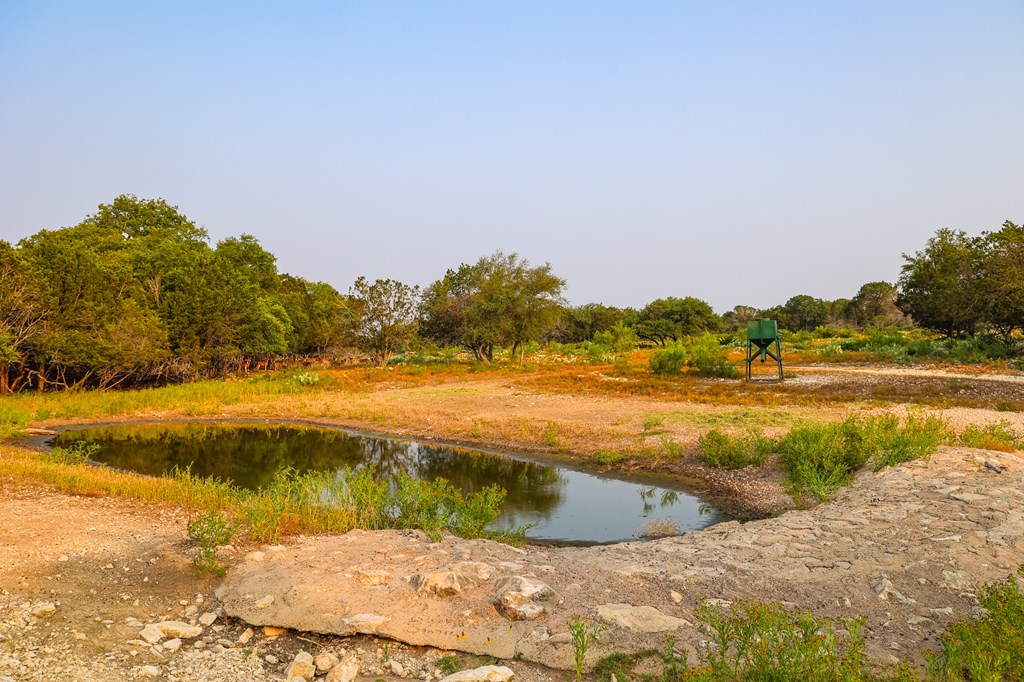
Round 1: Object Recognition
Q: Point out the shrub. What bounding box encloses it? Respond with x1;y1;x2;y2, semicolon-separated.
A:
682;334;740;379
187;510;235;575
650;344;688;375
779;414;948;501
697;430;773;469
595;449;625;465
958;421;1023;452
45;441;100;465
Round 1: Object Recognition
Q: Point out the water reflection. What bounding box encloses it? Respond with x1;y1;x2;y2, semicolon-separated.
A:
52;423;728;543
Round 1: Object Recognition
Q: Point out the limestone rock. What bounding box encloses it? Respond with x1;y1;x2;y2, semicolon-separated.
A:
198;612;218;627
942;571;974;591
29;603;56;618
871;578;917;605
162;638;181;652
409;571;463;597
494;576;560;620
315;652;340;674
356;569;393;586
597;604;688;633
237;628;254;644
326;657;359;682
139;665;161;677
452;561;495;584
285;651;315;681
254;595;275;608
156;621;202;639
139;625;164;644
263;625;288;638
438;665;515;682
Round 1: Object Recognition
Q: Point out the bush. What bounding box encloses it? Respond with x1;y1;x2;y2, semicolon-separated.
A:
697;430;773;469
187;510;235;575
682;334;740;379
779;414;948;501
45;441;100;465
958;421;1023;452
650;344;688;375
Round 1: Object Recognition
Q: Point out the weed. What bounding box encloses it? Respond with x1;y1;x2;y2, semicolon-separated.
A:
642;415;667;434
958;421;1022;452
437;655;464;676
543;421;561;448
44;441;100;465
697;430;773;469
293;371;321;386
927;566;1024;682
568;615;605;682
0;406;31;440
187;510;235;575
649;344;688;376
635;518;682;539
682;334;740;379
595;450;625;465
660;437;685;458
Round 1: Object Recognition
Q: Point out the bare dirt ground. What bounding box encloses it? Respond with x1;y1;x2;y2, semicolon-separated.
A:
2;364;1024;680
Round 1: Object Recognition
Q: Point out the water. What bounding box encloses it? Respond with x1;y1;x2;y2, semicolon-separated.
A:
51;422;729;544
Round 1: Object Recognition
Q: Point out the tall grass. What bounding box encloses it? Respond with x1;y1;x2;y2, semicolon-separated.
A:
697;429;773;469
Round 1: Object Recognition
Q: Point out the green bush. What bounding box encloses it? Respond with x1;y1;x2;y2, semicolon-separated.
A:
0;406;31;439
187;510;236;575
928;566;1024;682
682;334;740;379
697;430;773;469
779;414;948;501
650;344;688;375
958;421;1023;452
45;441;100;465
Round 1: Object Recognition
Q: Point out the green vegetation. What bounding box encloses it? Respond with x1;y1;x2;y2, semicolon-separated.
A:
697;430;772;469
779;414;946;501
187;510;235;575
1;447;525;545
568;615;605;682
648;336;738;378
44;441;99;465
957;421;1023;452
649;344;689;375
927;566;1024;682
436;655;464;676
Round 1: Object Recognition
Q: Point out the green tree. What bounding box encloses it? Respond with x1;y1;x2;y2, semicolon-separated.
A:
351;277;420;365
0;242;47;393
420;251;566;362
980;220;1024;337
778;295;830;331
635;297;720;346
898;228;985;337
847;282;907;328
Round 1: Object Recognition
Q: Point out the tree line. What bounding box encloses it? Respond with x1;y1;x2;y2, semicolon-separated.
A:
0;196;1019;392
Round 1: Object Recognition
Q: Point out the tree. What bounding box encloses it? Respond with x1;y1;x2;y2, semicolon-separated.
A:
634;297;720;346
979;221;1024;336
420;251;566;362
898;229;985;337
350;277;420;365
0;242;47;393
777;295;830;331
847;282;907;328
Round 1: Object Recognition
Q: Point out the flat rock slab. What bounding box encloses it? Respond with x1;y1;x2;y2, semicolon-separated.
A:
217;447;1024;671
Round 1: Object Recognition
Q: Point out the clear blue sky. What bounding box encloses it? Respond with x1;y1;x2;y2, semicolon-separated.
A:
2;1;1022;311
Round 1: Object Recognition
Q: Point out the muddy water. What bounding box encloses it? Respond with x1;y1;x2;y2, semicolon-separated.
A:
52;422;729;543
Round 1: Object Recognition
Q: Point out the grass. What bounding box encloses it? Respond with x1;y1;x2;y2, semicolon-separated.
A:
655;408;817;431
957;420;1023;452
0;445;527;545
927;566;1024;682
697;430;774;469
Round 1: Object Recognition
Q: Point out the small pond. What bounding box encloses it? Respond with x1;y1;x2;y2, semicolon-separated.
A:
50;422;729;544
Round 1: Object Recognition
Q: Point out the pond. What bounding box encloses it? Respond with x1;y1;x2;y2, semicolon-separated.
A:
50;422;730;544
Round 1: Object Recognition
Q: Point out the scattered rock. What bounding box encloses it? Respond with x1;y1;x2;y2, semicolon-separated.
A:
408;571;463;597
155;621;202;639
138;665;161;677
139;625;164;644
493;576;560;620
263;625;288;638
871;578;917;605
438;665;515;682
29;602;56;618
356;569;393;586
162;638;181;652
596;604;688;633
326;657;359;682
942;571;974;591
285;651;316;680
238;628;254;644
254;595;275;608
315;652;340;673
198;611;218;626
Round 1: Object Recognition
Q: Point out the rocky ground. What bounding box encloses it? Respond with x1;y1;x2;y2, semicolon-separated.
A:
2;443;1022;681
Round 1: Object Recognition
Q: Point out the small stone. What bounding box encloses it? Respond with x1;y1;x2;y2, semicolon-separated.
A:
238;628;254;644
162;639;181;652
670;591;683;604
437;665;515;682
390;660;405;676
408;571;463;597
58;555;69;562
156;621;202;639
930;607;955;617
597;604;688;633
198;612;217;627
907;616;933;626
326;657;359;682
356;569;393;586
263;625;288;638
184;605;198;617
315;652;340;674
193;640;206;649
254;595;275;608
139;665;161;677
286;651;316;681
943;571;974;591
265;654;280;665
139;625;164;644
29;603;57;618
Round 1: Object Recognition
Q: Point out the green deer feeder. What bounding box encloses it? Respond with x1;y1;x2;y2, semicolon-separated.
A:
746;318;783;381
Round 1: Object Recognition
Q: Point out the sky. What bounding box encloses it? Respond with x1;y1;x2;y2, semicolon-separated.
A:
1;1;1022;312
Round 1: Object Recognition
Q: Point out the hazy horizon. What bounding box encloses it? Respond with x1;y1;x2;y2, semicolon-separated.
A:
2;2;1022;312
